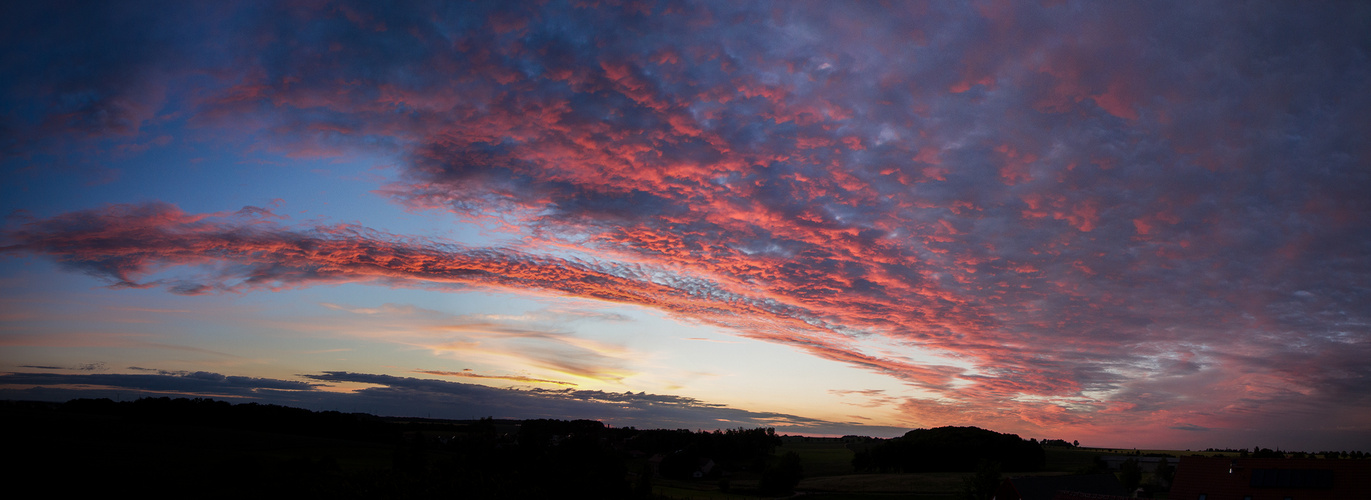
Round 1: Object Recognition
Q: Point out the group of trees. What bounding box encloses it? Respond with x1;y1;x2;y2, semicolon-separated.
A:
1238;446;1369;459
851;426;1045;473
1033;438;1080;447
1114;457;1175;492
960;459;1003;500
629;426;781;473
758;452;804;495
401;417;635;498
1316;450;1370;459
629;426;805;495
402;418;803;496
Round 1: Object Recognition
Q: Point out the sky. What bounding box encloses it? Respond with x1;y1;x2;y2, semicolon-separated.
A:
2;1;1369;451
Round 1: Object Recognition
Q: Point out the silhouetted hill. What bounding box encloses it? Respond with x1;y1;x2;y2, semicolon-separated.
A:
852;425;1046;472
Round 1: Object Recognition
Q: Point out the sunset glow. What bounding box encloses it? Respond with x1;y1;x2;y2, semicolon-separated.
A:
3;1;1369;451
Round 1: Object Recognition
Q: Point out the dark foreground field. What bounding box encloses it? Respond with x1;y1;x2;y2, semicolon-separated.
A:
649;438;1136;500
4;398;1194;499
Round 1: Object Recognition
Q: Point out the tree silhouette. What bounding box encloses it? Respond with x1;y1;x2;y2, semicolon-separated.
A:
961;459;1001;500
1155;457;1175;489
760;452;803;495
1118;458;1142;491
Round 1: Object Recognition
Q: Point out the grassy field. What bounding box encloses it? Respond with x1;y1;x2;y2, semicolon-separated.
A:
1041;445;1104;472
652;483;760;500
653;474;965;500
800;472;967;495
780;440;859;476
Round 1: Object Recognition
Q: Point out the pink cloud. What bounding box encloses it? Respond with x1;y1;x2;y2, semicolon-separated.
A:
6;0;1371;449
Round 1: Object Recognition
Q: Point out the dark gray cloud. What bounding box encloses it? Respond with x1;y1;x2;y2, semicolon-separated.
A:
0;370;905;436
1170;424;1209;432
0;370;317;396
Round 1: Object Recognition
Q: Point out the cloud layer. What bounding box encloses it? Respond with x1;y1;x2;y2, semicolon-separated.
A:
3;1;1370;447
0;369;894;435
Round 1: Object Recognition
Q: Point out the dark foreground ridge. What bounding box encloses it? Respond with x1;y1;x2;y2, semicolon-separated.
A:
3;397;791;498
8;398;1367;499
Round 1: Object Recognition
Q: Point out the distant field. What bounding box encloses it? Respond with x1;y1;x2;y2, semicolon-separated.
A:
1076;446;1237;457
1041;446;1102;472
659;443;1246;499
654;474;962;500
653;483;757;500
799;472;967;494
775;440;1083;498
778;440;1134;476
1042;445;1237;471
780;440;858;476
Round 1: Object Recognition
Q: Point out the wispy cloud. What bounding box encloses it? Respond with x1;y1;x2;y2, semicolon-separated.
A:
415;369;577;387
105;307;191;314
310;300;641;383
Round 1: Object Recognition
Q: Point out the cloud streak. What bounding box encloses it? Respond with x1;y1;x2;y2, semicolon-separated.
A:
415;369;578;387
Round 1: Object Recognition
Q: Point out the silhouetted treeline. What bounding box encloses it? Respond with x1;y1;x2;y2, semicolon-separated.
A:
1204;446;1369;459
4;398;633;498
411;417;633;498
635;427;780;476
851;426;1045;473
615;426;804;494
1035;438;1077;447
59;396;396;441
3;398;791;498
1235;446;1370;459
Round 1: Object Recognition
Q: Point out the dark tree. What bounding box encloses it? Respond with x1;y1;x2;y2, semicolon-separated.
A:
658;449;704;480
759;451;804;496
961;459;1001;500
1118;458;1142;491
1155;457;1175;489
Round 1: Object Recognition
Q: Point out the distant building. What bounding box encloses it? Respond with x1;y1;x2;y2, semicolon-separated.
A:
994;473;1131;500
1170;456;1371;500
